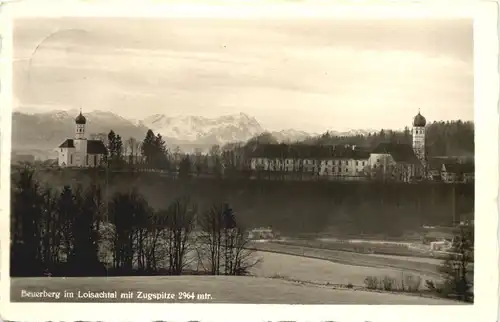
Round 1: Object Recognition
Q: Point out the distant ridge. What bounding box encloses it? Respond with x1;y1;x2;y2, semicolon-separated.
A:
12;108;376;157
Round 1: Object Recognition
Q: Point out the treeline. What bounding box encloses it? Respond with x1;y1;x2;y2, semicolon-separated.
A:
105;129;171;170
99;129;227;177
296;120;474;157
10;167;259;277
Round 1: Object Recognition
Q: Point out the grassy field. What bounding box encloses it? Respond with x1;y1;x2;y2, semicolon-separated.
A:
367;253;445;265
274;238;443;259
250;242;443;279
10;276;463;304
276;239;451;263
251;251;438;287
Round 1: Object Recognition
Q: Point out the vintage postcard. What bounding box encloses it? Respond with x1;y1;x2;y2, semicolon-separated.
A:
0;1;498;321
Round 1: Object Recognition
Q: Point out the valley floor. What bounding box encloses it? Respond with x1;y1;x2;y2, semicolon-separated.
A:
250;242;444;280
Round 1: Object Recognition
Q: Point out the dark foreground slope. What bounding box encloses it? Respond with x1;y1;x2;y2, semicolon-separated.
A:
24;169;474;236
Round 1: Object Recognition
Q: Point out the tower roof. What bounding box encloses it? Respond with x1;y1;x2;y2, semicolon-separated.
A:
75;111;86;124
413;112;426;127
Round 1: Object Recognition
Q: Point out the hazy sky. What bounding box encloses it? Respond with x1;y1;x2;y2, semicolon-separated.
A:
14;17;473;132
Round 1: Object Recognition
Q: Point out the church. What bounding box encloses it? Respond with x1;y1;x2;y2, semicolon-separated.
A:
57;111;108;167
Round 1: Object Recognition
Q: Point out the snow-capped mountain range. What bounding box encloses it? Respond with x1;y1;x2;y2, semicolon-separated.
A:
138;112;265;144
11;108;373;155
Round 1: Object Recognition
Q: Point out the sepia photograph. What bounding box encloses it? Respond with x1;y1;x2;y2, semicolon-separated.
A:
0;1;498;321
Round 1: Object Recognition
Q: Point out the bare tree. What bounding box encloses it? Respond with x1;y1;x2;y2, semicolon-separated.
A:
209;144;223;177
196;203;261;276
193;149;204;177
172;146;182;170
40;186;58;272
143;209;169;273
127;137;137;166
165;197;197;275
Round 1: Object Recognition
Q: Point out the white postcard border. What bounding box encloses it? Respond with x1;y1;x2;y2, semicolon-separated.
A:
0;1;497;321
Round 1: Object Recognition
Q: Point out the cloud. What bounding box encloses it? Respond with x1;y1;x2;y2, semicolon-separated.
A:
13;18;473;132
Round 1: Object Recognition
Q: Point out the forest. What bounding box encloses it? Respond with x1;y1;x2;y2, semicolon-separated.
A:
10;167;259;277
249;120;474;158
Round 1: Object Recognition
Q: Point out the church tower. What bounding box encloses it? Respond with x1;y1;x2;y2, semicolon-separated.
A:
75;109;87;139
74;109;87;166
412;110;426;166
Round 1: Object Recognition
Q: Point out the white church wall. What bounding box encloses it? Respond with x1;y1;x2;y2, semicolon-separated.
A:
58;147;74;167
73;139;88;167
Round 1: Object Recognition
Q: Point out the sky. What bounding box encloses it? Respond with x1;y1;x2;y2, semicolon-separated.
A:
13;17;473;133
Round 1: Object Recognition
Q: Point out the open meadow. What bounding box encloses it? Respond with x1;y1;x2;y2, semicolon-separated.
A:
250;242;443;279
251;251;438;287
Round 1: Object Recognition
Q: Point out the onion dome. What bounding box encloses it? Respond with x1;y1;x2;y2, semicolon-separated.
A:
413;112;426;127
75;111;86;124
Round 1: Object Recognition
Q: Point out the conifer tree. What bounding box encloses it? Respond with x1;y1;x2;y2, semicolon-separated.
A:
141;129;156;167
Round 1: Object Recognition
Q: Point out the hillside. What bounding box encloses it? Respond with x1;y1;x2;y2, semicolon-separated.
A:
25;170;474;236
12;110;147;152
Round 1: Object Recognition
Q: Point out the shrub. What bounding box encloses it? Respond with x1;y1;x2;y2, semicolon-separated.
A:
425;279;448;296
381;276;396;291
425;279;437;292
404;274;422;292
364;276;379;290
270;273;287;279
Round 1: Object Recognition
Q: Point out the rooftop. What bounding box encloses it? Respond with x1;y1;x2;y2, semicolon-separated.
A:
58;139;108;154
75;112;87;125
249;144;370;159
442;162;475;174
413;112;426;127
372;143;421;165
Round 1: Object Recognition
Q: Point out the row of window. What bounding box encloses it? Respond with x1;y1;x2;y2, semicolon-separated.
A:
255;166;360;174
254;159;367;167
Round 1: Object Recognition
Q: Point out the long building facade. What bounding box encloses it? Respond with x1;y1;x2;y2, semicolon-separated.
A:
249;112;428;182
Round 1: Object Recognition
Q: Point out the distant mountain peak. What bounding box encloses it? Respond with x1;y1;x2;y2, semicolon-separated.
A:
139;112;265;144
